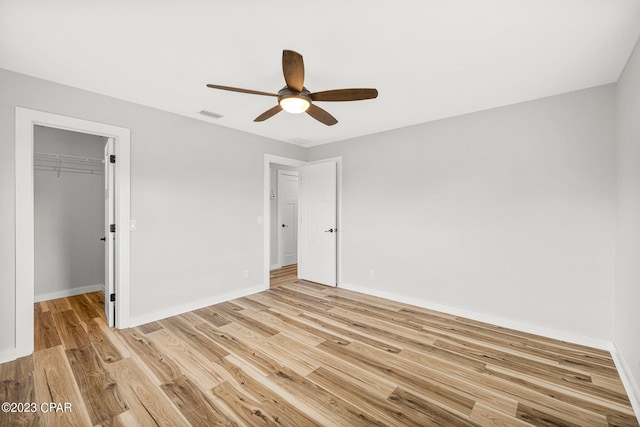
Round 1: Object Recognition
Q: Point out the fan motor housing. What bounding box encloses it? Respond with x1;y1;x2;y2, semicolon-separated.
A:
278;87;312;104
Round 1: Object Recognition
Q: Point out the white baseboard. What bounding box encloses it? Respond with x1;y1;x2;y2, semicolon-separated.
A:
338;282;613;351
35;284;104;303
270;264;282;270
128;283;268;327
611;345;640;421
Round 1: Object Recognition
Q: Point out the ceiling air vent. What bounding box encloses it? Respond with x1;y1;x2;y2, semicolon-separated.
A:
289;137;311;146
199;110;223;119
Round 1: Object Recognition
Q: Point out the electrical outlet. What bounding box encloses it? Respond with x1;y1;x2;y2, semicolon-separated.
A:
369;270;375;279
243;270;249;279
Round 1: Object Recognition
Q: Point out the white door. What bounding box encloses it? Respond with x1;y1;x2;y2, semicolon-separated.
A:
298;161;337;285
104;138;115;327
278;170;299;267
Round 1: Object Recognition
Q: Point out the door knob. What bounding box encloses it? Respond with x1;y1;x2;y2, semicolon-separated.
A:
324;228;335;233
100;236;106;241
282;224;288;228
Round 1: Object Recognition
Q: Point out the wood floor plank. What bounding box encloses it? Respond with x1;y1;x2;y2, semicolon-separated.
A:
146;328;224;391
269;264;298;288
119;327;182;384
244;291;306;316
515;401;605;427
193;306;232;328
86;318;123;364
233;295;271;312
265;308;354;346
300;309;432;354
470;402;533;427
318;339;479;418
46;297;72;313
64;344;128;424
270;286;336;311
161;375;239;426
388;386;480;426
1;274;637;427
219;322;318;377
418;319;618;379
52;310;90;350
136;321;163;335
238;308;326;347
0;357;38;427
347;340;519;417
0;355;34;381
35;300;49;313
211;380;282;426
34;310;62;351
213;303;280;338
268;365;390;426
274;332;399;398
592;372;630;395
32;345;93;427
308;366;434;426
159;315;230;361
483;364;637;422
216;355;332;426
66;293;102;326
104;358;190;426
190;319;285;378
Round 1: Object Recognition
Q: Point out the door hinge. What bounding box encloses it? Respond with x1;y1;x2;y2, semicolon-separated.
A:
110;224;116;232
110;293;116;302
110;154;116;163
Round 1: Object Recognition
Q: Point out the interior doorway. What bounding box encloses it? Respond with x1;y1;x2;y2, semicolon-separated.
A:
263;154;341;290
277;169;299;268
269;162;301;288
33;126;108;309
14;108;130;360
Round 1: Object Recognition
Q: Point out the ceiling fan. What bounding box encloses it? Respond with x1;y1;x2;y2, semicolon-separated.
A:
207;50;378;126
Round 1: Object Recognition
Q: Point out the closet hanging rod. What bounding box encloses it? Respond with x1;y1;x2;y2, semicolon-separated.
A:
34;151;104;163
33;151;104;176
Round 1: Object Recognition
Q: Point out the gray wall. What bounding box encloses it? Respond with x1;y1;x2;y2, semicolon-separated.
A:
0;68;306;353
615;35;640;400
34;126;105;300
309;85;617;340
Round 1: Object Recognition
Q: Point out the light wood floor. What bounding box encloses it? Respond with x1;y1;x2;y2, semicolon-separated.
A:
270;264;297;288
1;271;638;426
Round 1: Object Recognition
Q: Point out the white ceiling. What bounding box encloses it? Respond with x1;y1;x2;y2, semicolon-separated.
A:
2;1;640;146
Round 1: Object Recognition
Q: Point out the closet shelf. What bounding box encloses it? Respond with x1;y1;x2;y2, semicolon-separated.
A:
34;152;104;176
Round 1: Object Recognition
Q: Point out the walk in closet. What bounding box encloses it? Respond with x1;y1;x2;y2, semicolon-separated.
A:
33;126;106;302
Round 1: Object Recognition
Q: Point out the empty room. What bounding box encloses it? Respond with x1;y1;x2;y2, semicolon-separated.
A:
1;1;640;425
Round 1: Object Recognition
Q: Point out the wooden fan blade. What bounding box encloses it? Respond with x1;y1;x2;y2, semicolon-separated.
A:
306;104;338;126
254;105;283;122
207;84;277;97
282;50;304;92
310;88;378;102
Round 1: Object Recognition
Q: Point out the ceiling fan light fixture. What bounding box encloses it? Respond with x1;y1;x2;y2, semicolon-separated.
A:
207;50;377;125
279;96;311;114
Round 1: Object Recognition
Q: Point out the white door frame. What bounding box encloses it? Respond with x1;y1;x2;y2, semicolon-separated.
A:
263;154;342;288
14;107;131;359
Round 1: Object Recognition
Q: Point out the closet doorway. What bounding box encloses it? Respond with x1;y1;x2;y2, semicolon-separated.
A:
14;108;130;360
33;126;114;324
